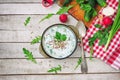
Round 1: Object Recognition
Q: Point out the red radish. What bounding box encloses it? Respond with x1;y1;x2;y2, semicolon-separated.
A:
42;0;54;7
102;16;113;26
59;14;68;23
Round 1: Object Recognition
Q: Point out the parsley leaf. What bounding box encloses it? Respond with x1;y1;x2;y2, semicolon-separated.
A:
23;48;37;64
80;4;92;11
74;57;82;70
55;32;67;42
95;24;102;28
39;13;54;23
47;65;62;74
55;32;61;40
31;36;41;45
56;5;73;15
60;34;67;41
24;17;31;26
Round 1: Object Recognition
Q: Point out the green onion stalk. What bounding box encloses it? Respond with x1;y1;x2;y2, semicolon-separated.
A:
104;0;120;51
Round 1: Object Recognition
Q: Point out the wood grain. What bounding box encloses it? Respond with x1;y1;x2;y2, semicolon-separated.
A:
0;15;77;30
0;4;60;14
0;43;90;58
0;0;120;80
0;59;119;74
0;74;120;80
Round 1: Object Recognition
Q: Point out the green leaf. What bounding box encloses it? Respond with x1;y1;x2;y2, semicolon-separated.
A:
98;27;111;46
39;13;54;23
56;5;73;15
55;32;61;40
47;65;62;74
55;32;67;42
74;57;82;70
92;8;97;17
23;48;37;64
31;36;41;45
24;17;31;26
89;45;94;60
60;34;67;41
80;4;92;11
95;24;102;28
99;34;108;46
63;0;72;6
76;0;85;4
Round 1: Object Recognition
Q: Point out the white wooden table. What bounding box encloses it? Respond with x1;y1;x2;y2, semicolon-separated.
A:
0;0;120;80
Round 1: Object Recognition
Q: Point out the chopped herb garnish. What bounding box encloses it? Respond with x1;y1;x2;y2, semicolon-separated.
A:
56;5;74;15
47;65;62;74
39;13;54;23
24;17;31;26
22;48;37;64
50;49;53;54
39;5;74;22
74;57;82;70
31;36;41;45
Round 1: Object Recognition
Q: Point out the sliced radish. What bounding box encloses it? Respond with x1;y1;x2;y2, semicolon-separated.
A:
102;6;115;16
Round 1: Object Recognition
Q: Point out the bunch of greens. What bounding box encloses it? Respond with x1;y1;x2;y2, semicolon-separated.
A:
54;31;67;42
76;0;106;22
47;65;62;74
104;1;120;51
89;24;111;59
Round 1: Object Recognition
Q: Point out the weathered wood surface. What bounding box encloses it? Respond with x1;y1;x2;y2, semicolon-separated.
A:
0;43;90;58
0;59;119;74
0;0;120;80
0;4;60;14
0;74;120;80
0;0;42;3
0;15;77;30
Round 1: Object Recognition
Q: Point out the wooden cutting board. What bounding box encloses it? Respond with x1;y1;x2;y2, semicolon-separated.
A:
58;0;101;28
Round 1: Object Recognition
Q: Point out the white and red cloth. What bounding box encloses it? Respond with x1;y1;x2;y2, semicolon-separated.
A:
83;0;120;70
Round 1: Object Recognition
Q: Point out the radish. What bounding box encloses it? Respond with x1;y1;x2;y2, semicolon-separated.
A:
102;16;113;27
102;6;115;16
59;14;68;23
42;0;54;7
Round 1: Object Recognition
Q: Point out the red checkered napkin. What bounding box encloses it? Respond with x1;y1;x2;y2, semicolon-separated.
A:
83;0;120;70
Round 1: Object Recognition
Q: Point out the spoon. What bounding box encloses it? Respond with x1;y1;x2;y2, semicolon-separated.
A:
76;21;88;74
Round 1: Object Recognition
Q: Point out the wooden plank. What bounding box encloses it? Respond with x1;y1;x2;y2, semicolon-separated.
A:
0;0;42;3
0;43;89;58
0;31;38;42
0;15;77;30
0;58;119;74
0;74;120;80
0;4;60;14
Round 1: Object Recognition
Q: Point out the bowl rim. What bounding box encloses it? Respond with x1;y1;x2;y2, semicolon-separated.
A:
41;24;77;59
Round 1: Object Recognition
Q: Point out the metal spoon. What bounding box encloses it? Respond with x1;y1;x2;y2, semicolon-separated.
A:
76;21;88;74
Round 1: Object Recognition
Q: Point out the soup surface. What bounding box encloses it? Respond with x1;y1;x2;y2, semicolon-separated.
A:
42;24;77;59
